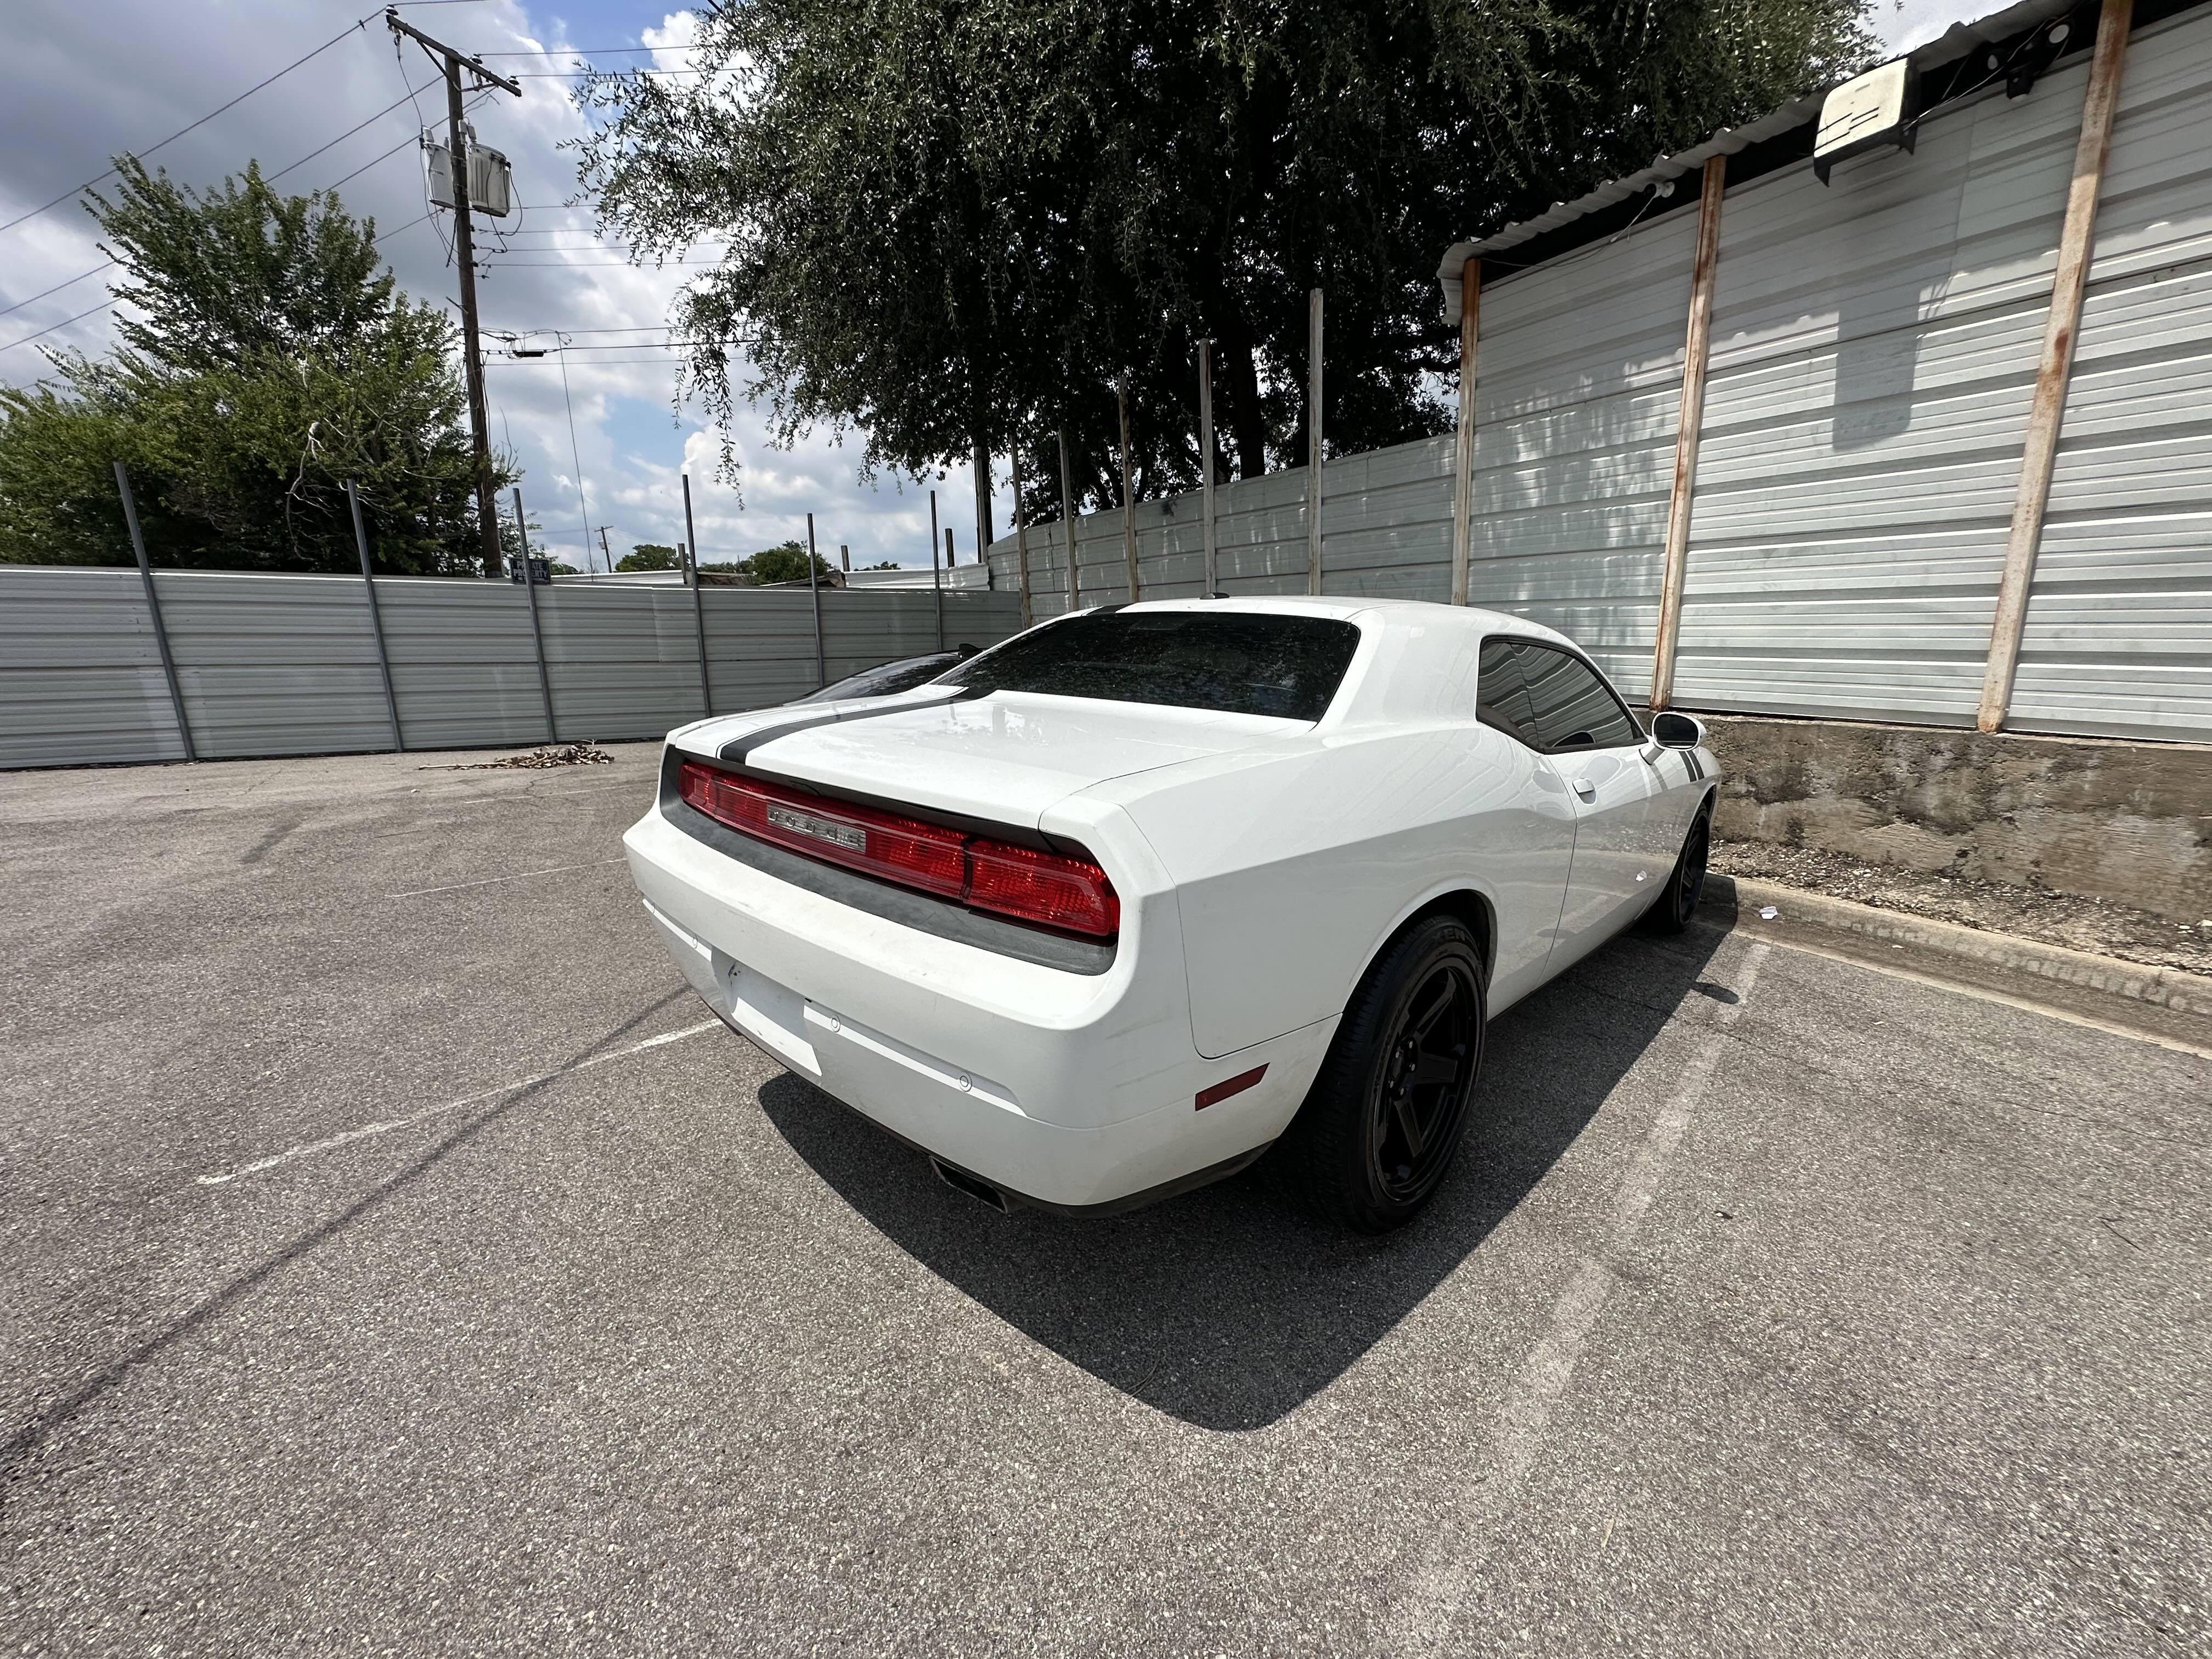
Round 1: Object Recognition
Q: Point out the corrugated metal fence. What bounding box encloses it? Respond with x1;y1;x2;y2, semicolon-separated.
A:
988;1;2212;744
0;566;1022;769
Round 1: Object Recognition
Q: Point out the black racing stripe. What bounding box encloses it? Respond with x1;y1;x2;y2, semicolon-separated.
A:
715;685;988;764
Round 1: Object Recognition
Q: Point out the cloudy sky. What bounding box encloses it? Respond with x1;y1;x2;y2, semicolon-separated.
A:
2;0;1955;572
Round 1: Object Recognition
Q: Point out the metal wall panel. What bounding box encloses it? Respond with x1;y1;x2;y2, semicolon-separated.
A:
0;568;1023;769
980;8;2212;744
0;567;187;767
1666;56;2088;724
151;571;394;758
373;577;555;750
1462;211;1701;699
2012;5;2212;741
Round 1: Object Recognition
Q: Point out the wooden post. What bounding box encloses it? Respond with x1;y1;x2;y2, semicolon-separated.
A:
1979;0;2134;733
114;461;195;762
1448;260;1480;606
929;488;945;652
1306;287;1324;595
682;472;712;716
1011;441;1034;629
1059;430;1081;612
1649;155;1728;711
1199;340;1218;595
347;479;404;751
512;488;558;743
805;511;826;689
1118;378;1139;601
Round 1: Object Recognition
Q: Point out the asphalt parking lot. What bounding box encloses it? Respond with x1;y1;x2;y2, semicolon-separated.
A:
2;742;2205;1657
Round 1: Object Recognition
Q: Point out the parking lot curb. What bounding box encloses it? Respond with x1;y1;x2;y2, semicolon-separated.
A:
1702;873;2212;1054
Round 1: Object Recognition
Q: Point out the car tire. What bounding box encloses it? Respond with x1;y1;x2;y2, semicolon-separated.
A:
1279;916;1487;1233
1640;802;1712;935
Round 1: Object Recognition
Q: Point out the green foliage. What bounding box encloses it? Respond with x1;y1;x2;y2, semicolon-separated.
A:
574;0;1872;505
0;157;505;573
744;539;831;584
620;543;681;571
864;560;901;570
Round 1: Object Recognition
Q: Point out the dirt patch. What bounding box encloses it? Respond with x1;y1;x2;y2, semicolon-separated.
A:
1711;836;2212;977
420;743;616;772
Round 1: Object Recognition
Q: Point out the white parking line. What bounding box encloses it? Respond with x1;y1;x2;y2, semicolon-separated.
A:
194;1018;723;1187
1391;941;1771;1652
383;857;626;899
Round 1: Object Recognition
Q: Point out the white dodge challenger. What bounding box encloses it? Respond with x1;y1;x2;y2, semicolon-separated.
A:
624;597;1718;1231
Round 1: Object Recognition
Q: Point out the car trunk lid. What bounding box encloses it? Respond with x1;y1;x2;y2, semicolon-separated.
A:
729;692;1301;829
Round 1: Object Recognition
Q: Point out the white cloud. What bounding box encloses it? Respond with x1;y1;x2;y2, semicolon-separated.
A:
0;0;1003;570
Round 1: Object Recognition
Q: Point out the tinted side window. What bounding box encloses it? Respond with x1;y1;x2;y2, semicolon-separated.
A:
1477;640;1543;748
1517;644;1643;751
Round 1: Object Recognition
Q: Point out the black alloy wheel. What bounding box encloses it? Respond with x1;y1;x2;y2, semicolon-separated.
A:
1642;805;1712;935
1280;916;1487;1232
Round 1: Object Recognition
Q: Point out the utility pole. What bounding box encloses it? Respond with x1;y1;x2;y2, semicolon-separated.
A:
595;525;613;571
387;8;520;579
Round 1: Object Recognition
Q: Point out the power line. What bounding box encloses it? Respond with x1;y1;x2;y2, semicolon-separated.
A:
268;79;442;182
0;211;435;356
509;68;702;78
2;83;448;325
475;46;687;57
0;13;379;239
0;264;112;323
0;1;490;241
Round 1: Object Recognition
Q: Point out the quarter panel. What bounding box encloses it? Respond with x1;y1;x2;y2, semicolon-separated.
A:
1118;724;1577;1057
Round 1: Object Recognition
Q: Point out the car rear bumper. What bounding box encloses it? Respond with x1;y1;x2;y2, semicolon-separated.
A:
623;804;1331;1210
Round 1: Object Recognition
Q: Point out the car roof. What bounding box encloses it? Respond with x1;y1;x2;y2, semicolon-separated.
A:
1099;594;1585;653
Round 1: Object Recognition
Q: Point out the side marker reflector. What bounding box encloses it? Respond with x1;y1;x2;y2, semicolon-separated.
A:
1195;1064;1267;1110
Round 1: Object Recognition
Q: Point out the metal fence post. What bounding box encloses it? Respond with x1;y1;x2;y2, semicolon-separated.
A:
1059;430;1080;612
113;460;195;762
512;488;558;743
806;511;827;689
1306;287;1325;596
682;472;713;716
1118;378;1139;601
1198;341;1218;597
347;480;404;751
1011;442;1034;629
929;489;945;652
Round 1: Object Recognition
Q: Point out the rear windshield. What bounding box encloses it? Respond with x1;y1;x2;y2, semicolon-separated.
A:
937;610;1361;721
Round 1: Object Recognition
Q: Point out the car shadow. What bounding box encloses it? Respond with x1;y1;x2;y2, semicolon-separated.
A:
757;920;1732;1431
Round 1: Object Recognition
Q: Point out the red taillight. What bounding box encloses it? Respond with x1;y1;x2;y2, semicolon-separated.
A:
677;761;1120;940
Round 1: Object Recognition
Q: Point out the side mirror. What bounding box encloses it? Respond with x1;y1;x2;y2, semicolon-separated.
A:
1651;711;1704;749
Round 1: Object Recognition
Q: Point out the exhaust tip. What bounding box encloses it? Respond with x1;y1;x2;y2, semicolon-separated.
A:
930;1157;1011;1213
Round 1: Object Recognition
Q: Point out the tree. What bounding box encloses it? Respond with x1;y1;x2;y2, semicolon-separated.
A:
574;0;1870;509
744;539;831;584
864;560;901;570
619;543;681;571
0;157;506;573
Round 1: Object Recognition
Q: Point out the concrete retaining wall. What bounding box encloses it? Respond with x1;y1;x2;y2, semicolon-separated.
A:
1701;714;2212;922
